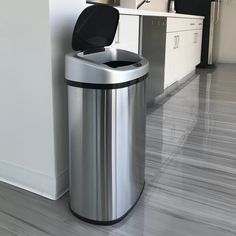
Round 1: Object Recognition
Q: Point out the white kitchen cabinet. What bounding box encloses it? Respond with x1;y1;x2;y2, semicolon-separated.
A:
111;14;140;54
165;31;192;88
193;29;203;65
164;32;181;88
179;30;197;81
181;29;203;80
167;18;203;32
164;18;203;88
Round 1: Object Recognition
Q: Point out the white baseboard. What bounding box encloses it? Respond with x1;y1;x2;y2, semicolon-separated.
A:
0;160;69;200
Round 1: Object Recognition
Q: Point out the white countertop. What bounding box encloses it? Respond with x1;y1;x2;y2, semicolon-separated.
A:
116;7;204;19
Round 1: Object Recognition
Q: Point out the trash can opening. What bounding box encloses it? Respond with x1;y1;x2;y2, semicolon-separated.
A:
104;60;138;68
76;48;141;69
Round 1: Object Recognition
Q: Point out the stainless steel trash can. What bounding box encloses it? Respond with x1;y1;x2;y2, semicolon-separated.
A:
65;5;149;225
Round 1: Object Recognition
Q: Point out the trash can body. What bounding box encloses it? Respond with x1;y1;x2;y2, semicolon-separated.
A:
66;48;148;224
68;80;146;223
65;4;149;225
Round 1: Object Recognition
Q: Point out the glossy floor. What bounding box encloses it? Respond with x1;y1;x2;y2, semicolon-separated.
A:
1;64;236;235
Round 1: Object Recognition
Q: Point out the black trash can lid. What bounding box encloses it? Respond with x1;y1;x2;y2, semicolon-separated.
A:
72;5;119;52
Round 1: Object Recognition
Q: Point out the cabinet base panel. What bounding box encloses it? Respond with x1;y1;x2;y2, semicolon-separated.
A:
148;70;196;107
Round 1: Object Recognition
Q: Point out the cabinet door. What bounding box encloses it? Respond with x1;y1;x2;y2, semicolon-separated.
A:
164;32;180;89
165;23;203;88
165;31;196;87
178;30;194;80
177;30;203;81
181;29;203;78
193;29;203;66
111;15;140;54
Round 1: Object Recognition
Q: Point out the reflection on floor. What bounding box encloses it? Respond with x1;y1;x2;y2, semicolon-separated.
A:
0;64;236;235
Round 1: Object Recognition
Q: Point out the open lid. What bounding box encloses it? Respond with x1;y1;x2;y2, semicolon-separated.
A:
72;5;119;52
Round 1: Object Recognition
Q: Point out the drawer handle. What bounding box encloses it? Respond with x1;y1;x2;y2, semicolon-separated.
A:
198;23;203;25
190;23;195;26
174;35;180;49
194;33;198;44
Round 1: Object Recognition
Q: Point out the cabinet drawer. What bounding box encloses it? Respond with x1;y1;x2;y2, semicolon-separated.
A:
167;18;203;32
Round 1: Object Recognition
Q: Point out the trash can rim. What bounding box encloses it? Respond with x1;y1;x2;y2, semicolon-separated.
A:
65;48;149;86
65;73;148;89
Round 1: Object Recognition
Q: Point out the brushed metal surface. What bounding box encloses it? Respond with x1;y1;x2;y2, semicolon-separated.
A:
65;48;149;85
142;16;166;104
68;81;146;222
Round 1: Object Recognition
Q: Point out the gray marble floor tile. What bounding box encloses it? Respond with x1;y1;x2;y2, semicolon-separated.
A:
0;64;236;235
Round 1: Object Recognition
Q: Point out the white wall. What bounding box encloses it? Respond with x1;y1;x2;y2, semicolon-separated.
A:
49;0;86;195
214;0;236;63
0;0;86;199
139;0;168;11
120;0;168;11
0;0;56;198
